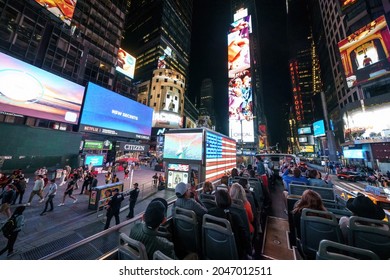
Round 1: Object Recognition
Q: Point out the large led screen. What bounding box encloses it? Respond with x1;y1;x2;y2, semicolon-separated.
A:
343;103;390;140
313;120;326;137
205;131;236;182
297;127;312;135
228;15;254;143
228;16;251;78
79;82;153;139
343;149;364;159
85;155;105;166
338;0;357;10
115;48;136;79
0;52;85;124
338;15;390;88
163;133;203;160
35;0;77;26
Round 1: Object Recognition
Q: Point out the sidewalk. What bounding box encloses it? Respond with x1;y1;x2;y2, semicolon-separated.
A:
0;167;174;260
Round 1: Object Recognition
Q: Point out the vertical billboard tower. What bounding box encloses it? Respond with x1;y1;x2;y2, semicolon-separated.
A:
228;13;255;145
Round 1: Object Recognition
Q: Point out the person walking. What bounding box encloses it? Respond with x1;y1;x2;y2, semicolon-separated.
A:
0;184;16;218
26;175;45;206
58;180;77;206
126;183;140;219
40;178;57;215
152;173;158;187
12;175;26;205
0;205;25;257
104;188;124;230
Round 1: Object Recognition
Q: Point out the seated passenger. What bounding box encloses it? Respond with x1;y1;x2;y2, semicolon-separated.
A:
200;181;214;198
291;189;327;239
282;167;309;194
172;182;207;222
230;183;254;234
307;169;333;188
209;190;252;259
339;194;387;240
129;199;176;259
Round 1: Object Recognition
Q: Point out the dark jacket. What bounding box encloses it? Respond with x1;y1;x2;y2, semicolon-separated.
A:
107;192;124;214
129;188;140;202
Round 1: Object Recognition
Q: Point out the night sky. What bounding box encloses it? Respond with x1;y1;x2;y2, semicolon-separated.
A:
188;0;291;150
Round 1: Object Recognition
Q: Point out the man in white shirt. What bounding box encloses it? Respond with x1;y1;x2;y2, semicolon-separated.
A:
26;175;45;206
40;178;57;215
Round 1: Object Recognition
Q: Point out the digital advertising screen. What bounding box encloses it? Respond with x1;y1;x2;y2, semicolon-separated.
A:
79;82;153;139
228;15;254;143
297;127;312;135
0;52;85;124
85;155;105;166
343;149;364;159
115;48;136;79
338;15;390;88
228;16;251;78
343;103;390;140
35;0;77;26
163;133;203;161
298;137;308;143
313;120;326;137
205;131;237;182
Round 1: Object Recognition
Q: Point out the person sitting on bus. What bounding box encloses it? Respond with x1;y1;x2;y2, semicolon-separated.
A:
209;189;252;259
292;189;328;239
172;182;207;222
282;167;309;194
339;194;387;241
307;169;333;188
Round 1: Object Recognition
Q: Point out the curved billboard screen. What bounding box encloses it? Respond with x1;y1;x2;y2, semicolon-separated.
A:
0;52;85;124
35;0;77;26
79;82;153;139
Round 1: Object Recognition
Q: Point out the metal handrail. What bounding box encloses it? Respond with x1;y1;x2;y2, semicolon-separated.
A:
40;178;222;260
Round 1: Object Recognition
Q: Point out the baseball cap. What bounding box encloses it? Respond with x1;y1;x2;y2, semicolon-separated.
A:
175;182;190;196
133;183;139;187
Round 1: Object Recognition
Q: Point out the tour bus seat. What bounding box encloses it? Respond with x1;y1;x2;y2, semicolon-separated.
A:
202;214;238;260
200;198;217;210
173;207;201;257
299;208;344;259
153;250;173;260
316;239;379;260
289;184;335;202
348;216;390;260
199;193;215;201
231;199;252;238
118;233;148;260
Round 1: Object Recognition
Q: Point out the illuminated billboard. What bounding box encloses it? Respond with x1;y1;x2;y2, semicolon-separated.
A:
343;149;364;159
116;48;136;79
163;133;203;160
338;0;357;10
313;120;326;137
298;127;312;135
79;82;153;139
227;14;254;143
85;155;105;166
35;0;77;26
299;145;314;153
0;52;85;124
338;15;390;88
153;111;182;128
205;131;237;182
343;103;390;140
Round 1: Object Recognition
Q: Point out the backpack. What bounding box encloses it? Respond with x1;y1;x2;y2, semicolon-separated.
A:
1;217;16;238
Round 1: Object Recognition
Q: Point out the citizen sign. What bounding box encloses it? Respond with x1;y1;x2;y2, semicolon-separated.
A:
124;145;145;151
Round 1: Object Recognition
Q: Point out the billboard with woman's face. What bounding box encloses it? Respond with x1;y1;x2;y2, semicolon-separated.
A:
338;15;390;88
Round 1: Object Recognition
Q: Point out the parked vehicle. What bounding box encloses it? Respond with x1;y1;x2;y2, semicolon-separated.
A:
336;171;359;182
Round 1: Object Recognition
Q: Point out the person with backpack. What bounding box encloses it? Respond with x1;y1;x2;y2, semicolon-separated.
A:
0;205;25;257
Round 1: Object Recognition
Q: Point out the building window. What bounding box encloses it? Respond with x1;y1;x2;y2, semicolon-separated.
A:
167;94;170;98
161;86;164;89
153;102;157;106
157;94;160;98
164;78;168;82
175;96;178;101
170;86;173;90
153;86;155;90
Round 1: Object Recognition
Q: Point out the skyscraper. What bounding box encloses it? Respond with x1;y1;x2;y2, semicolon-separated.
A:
198;78;216;128
123;0;193;83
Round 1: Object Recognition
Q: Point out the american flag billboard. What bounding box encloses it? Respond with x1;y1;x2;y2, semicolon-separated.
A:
205;131;237;182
